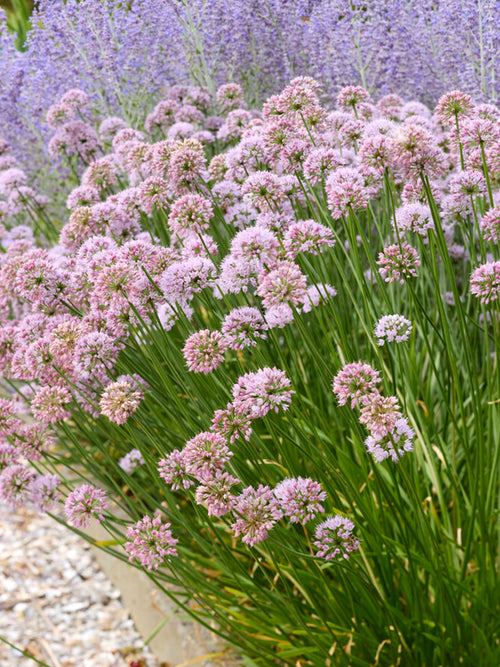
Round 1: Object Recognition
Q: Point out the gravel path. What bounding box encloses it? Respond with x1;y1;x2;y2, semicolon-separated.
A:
0;504;160;667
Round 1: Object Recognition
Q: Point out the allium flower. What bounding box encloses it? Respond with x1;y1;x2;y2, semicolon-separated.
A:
314;515;360;560
64;483;108;528
183;432;232;481
158;449;194;490
168;193;213;237
137;176;170;215
470;261;500;304
481;207;500;243
359;393;403;438
257;261;307;308
221;307;267;350
125;514;178;570
358;133;391;174
232;367;294;418
66;185;100;210
0;464;35;507
211;403;253;443
337;85;370;112
374;315;412;345
30;473;61;512
99;116;128;141
284;220;335;258
14;423;56;461
195;470;240;517
303;146;343;184
216;83;245;112
242;172;286;210
0;443;18;471
325;168;369;219
31;385;72;424
160;257;217;304
0;399;20;435
100;378;144;425
81;156;118;192
274;477;326;524
389;123;445;178
183;330;226;374
332;362;382;409
435;91;474;125
60;88;88;110
119;448;145;474
377;242;420;284
73;331;123;383
365;418;415;463
395;203;433;236
265;303;294;328
46;103;72;129
301;284;337;313
232;484;283;546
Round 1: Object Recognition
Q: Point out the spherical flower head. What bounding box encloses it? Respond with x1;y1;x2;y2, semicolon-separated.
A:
435;91;474;125
99;116;128;142
374;315;412;345
217;83;245;112
265;303;294;328
31;385;72;424
395;203;433;236
232;484;283;546
64;483;108;528
481;207;500;243
46;103;73;129
302;284;337;313
119;448;145;474
336;86;370;112
314;515;360;560
325;168;369;219
377;242;420;284
221;307;267;351
0;464;35;507
66;185;100;210
274;477;326;524
0;398;20;436
183;431;232;481
125;514;178;570
168;193;213;237
389;123;445;178
60;88;88;111
14;423;56;462
195;470;240;517
183;329;226;374
284;220;335;259
160;257;217;304
232;367;294;418
359;393;402;438
73;331;123;383
257;261;307;309
470;261;500;304
365;418;415;463
30;473;61;512
211;403;253;444
158;449;194;491
358;133;392;175
332;362;382;409
242;172;286;211
100;378;144;425
137;176;170;215
81;157;118;192
0;443;19;471
303;147;343;184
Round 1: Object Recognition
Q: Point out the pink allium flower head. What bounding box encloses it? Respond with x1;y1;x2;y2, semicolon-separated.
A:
64;483;108;528
265;303;294;328
14;423;56;462
168;193;213;237
100;377;144;425
160;257;217;304
216;83;245;113
175;103;204;125
137;176;170;215
81;156;118;192
274;477;326;524
73;331;123;383
325;167;369;219
66;185;100;210
182;431;232;481
338;119;365;147
435;90;474;125
231;484;283;546
257;261;307;309
231;226;279;269
118;448;145;474
0;167;27;196
470;261;500;304
314;515;360;560
284;220;335;259
30;473;61;512
359;393;403;438
303;146;344;184
449;169;486;204
280;138;313;174
48;120;101;161
168;121;194;141
217;109;252;141
158;449;194;490
242;172;286;210
183;329;226;374
125;514;178;570
211;403;253;444
112;127;145;152
221;307;267;351
395;202;433;236
195;470;240;517
99;116;128;141
301;284;337;313
481;207;500;243
0;443;19;471
31;385;72;424
208;153;228;181
389;123;445;178
377;94;403;120
168;139;207;190
232;367;294;418
358;133;392;175
336;86;371;112
46;103;73;129
374;315;412;345
332;362;382;409
0;464;35;507
60;88;88;110
180;232;218;260
145;99;179;133
365;418;415;463
377;242;420;284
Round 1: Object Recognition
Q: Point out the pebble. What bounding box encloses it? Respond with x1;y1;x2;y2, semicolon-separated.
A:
0;504;161;667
